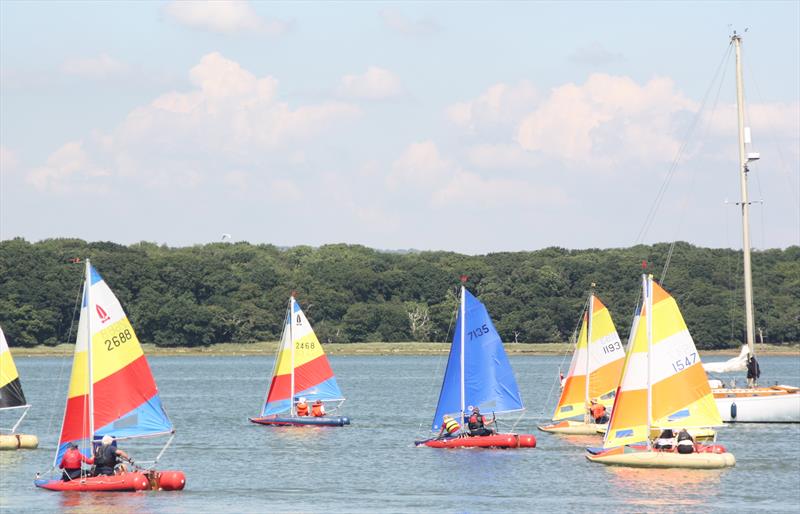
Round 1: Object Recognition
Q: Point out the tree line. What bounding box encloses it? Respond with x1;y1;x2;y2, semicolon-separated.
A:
0;238;797;348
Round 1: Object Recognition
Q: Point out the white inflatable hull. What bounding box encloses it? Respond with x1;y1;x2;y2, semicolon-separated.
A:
537;420;604;435
714;386;800;423
587;449;735;469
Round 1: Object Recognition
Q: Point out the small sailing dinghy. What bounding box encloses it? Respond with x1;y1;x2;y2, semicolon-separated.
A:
539;291;625;435
415;281;535;449
35;260;185;492
250;295;350;427
0;325;38;450
586;274;734;469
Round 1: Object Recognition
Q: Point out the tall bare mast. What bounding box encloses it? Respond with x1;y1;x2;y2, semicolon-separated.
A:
732;33;756;358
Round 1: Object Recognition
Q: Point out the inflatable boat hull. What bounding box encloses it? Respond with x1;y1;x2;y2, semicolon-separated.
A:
0;433;38;450
416;433;536;449
586;445;735;469
538;420;603;435
35;470;186;492
249;415;350;427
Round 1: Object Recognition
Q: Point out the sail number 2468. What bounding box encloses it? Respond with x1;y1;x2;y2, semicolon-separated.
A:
105;329;133;351
671;352;697;373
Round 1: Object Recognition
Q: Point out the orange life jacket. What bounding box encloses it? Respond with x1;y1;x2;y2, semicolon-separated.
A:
590;403;606;420
312;402;325;417
296;402;309;416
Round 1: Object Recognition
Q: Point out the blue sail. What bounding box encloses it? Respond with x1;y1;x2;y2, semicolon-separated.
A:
431;288;524;431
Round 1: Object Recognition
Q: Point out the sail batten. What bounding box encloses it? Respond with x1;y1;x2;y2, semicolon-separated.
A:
431;288;524;431
261;297;344;416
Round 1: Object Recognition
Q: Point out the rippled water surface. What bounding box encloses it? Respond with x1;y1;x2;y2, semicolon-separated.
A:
1;354;799;513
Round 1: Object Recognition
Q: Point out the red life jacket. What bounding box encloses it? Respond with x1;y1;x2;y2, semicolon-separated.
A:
60;448;92;470
311;402;325;417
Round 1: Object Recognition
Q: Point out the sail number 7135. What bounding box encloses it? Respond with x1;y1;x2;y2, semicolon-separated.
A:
671;352;697;373
468;324;490;340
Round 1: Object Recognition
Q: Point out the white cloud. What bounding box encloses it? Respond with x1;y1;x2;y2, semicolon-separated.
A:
516;74;698;169
447;81;539;131
164;0;289;35
61;53;128;79
27;141;108;193
568;43;625;65
388;141;452;188
0;146;19;175
466;143;540;170
379;9;439;36
432;170;566;208
339;67;403;100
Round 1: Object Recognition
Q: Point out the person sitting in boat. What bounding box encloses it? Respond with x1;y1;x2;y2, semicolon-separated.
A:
60;442;94;481
93;435;132;476
653;429;676;451
437;414;462;439
311;399;325;417
588;399;609;424
296;397;309;417
676;428;695;454
467;406;495;437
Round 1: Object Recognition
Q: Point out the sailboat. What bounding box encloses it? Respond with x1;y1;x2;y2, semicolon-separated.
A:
586;274;735;468
0;325;38;450
35;260;186;491
539;290;625;435
701;33;800;423
415;281;536;449
250;294;350;427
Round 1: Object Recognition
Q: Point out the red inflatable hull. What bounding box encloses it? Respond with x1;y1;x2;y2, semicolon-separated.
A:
35;470;186;492
417;433;536;449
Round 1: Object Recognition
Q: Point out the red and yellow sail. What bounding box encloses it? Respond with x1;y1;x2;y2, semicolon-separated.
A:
603;275;722;449
553;294;625;421
55;262;171;464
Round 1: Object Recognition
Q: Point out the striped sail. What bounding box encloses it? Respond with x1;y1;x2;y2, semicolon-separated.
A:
261;297;343;416
55;262;172;465
603;275;722;449
552;295;625;421
0;325;28;410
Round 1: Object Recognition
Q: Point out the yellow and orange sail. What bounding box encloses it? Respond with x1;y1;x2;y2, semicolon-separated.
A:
553;294;625;421
603;275;722;449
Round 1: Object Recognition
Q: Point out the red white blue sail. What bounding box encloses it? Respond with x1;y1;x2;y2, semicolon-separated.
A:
261;297;344;416
432;287;524;431
54;262;172;465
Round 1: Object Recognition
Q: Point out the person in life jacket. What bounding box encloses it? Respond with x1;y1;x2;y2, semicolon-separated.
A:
93;435;132;476
59;442;94;481
437;415;462;439
311;399;325;417
296;397;309;417
467;406;495;437
676;428;695;454
588;399;609;424
653;429;676;451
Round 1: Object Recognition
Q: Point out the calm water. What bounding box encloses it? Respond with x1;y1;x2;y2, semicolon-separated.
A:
1;354;799;513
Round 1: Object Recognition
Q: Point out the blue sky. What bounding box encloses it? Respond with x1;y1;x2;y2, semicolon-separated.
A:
1;1;798;253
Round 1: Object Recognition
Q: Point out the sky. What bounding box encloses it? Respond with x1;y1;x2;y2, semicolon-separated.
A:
1;1;798;254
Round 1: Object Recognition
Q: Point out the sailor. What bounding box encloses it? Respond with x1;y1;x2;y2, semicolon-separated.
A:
653;429;676;451
747;354;761;387
467;406;495;437
588;399;609;424
437;415;462;439
93;435;132;476
60;442;94;481
296;397;309;417
676;428;695;454
311;399;325;417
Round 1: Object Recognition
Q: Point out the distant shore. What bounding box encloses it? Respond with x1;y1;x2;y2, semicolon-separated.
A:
14;341;800;357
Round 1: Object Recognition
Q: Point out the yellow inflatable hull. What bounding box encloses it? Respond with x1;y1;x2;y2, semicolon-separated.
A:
0;434;39;450
538;420;605;435
595;426;717;441
586;448;735;469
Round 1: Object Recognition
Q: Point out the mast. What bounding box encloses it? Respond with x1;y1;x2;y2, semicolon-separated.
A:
85;260;95;446
584;291;594;422
459;284;466;421
733;32;756;359
645;274;653;446
289;296;296;416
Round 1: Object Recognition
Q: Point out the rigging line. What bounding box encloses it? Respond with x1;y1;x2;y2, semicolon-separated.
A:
635;44;734;244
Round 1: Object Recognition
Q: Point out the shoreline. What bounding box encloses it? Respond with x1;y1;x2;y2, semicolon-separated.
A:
13;342;800;357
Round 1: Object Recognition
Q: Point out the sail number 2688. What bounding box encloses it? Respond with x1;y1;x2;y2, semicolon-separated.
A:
468;324;490;340
105;329;133;351
671;352;697;373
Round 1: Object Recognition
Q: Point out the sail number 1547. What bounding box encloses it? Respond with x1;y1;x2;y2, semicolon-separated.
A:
671;352;697;373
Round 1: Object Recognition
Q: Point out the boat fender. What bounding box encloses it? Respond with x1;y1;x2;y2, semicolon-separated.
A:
730;402;737;421
18;434;39;449
0;434;20;450
157;470;187;491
